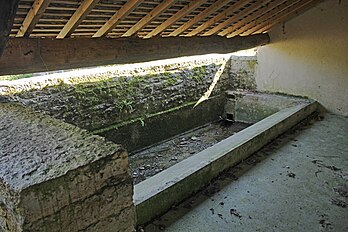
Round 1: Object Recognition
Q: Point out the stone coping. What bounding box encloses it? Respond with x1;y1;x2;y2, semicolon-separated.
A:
0;103;122;193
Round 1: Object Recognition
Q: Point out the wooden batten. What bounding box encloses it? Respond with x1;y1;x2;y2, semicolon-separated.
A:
57;0;101;39
93;0;145;38
16;0;52;37
0;34;270;75
144;0;206;39
220;0;287;37
186;0;252;37
168;0;230;37
122;0;177;37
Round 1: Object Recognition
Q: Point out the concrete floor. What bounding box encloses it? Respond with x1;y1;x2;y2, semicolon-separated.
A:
143;113;348;232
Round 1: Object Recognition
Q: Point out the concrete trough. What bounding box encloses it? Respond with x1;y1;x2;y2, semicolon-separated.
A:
134;93;318;225
0;89;319;230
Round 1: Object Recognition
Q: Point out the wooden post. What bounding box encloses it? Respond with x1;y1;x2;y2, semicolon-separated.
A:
0;0;20;57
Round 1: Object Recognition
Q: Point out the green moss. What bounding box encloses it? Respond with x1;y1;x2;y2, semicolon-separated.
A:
0;73;34;81
163;73;177;86
247;59;258;70
190;66;208;82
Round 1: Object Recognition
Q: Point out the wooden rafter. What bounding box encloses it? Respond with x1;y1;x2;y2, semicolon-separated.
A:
143;0;207;39
186;0;251;37
243;0;315;35
93;0;144;38
220;0;287;37
16;0;52;37
256;0;321;34
227;0;299;38
203;0;272;36
168;0;231;37
122;0;177;37
57;0;100;39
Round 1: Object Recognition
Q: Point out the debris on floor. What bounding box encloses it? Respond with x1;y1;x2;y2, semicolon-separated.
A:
229;209;242;219
129;121;251;184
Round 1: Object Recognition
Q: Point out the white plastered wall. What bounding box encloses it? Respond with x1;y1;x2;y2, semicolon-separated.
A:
256;0;348;116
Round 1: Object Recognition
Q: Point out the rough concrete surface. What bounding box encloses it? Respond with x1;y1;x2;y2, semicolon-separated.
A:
0;103;135;231
143;113;348;232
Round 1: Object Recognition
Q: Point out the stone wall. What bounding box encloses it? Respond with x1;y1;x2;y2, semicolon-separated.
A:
0;56;257;132
0;103;135;231
229;56;257;90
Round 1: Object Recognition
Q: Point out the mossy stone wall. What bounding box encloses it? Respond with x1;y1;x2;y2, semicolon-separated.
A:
1;56;257;132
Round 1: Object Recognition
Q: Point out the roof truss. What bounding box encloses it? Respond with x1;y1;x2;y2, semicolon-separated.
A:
9;0;322;39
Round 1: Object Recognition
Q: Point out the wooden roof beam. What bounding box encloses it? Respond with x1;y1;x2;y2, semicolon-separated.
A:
57;0;100;39
203;0;273;36
0;34;270;75
220;0;288;37
122;0;177;37
186;0;251;37
143;0;207;39
16;0;52;37
243;0;316;36
168;0;231;37
93;0;144;38
0;0;20;57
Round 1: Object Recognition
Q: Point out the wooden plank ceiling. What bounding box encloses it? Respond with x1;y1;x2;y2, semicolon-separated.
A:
11;0;321;39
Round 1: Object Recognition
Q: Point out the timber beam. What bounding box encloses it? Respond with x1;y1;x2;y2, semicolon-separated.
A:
0;34;270;75
0;0;20;57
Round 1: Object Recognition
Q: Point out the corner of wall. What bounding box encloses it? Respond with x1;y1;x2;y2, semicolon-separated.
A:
255;0;348;116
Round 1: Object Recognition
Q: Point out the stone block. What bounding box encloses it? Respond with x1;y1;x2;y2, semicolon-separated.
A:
0;103;135;231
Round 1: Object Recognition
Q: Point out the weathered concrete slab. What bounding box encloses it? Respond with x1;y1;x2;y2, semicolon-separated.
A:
145;113;348;232
0;103;135;231
134;100;318;225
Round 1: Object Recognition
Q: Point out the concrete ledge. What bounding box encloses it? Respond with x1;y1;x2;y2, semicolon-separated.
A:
134;101;318;225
